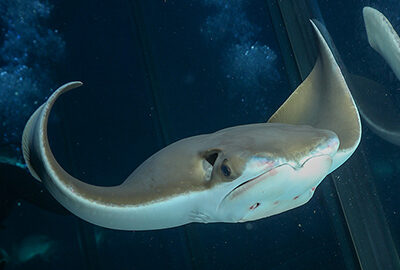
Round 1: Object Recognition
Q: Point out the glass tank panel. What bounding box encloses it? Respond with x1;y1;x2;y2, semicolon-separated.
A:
319;0;400;258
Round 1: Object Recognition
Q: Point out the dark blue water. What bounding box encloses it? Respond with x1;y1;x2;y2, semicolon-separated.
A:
0;0;399;269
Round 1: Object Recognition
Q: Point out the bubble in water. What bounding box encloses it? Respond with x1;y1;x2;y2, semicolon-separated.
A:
245;223;253;230
0;0;65;163
200;0;279;116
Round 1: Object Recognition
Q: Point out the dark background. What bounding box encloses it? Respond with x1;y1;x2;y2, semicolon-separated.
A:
0;0;399;269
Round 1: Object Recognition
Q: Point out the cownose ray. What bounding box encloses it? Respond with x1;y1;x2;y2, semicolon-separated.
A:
21;21;361;231
359;7;400;145
363;7;400;81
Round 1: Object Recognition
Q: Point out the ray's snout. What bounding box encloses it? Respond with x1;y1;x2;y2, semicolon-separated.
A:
297;130;339;169
315;132;340;157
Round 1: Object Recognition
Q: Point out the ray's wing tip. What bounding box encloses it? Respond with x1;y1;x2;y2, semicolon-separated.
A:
63;81;84;88
362;6;386;27
309;19;324;36
51;81;84;99
65;81;84;89
362;6;377;16
72;81;83;86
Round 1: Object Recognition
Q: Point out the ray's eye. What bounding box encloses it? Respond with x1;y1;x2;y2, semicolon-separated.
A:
221;164;231;177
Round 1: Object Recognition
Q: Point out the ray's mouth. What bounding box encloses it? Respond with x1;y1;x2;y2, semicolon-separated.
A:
231;167;276;193
222;165;280;201
226;152;335;200
221;135;339;203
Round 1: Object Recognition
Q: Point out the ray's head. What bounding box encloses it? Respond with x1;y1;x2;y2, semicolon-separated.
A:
190;123;339;223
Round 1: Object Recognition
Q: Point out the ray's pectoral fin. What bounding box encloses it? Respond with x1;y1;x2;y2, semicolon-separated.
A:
21;82;128;229
268;20;361;172
363;6;400;82
359;6;400;146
